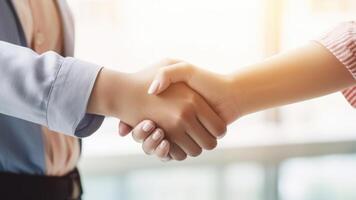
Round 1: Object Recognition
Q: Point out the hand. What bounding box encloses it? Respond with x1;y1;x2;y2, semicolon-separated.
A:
147;59;240;124
119;120;171;161
88;59;226;161
117;58;236;162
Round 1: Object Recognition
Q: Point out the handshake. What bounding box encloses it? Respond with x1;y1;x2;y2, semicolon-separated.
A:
87;58;241;161
87;42;355;161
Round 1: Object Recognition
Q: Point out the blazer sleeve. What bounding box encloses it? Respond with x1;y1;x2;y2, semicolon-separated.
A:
0;40;104;137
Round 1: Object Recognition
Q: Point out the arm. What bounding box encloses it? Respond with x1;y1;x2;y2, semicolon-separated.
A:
147;24;356;123
230;41;355;116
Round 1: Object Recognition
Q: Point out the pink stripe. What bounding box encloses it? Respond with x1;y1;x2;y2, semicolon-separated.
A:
346;89;356;99
324;33;350;50
324;30;356;53
350;96;356;107
343;88;353;98
322;37;348;56
350;65;356;73
317;22;356;108
343;86;356;106
326;38;356;78
349;90;356;98
348;62;356;71
328;33;353;52
341;43;356;64
344;55;356;67
326;30;356;48
330;36;354;56
348;41;356;51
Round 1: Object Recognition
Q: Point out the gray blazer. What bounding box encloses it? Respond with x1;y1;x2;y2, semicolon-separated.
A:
0;0;104;174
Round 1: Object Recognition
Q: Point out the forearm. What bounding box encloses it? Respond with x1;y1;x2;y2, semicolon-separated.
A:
232;42;356;116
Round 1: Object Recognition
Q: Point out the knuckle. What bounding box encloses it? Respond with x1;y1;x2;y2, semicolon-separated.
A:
176;108;193;122
171;115;183;128
173;109;192;127
159;68;170;77
186;94;199;104
181;62;191;69
181;62;195;73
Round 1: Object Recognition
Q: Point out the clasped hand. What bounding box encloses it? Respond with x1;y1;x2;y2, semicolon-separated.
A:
116;58;240;161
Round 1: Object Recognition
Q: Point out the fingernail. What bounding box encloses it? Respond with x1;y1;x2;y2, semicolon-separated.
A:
160;140;167;148
148;80;160;94
142;122;154;132
152;130;162;140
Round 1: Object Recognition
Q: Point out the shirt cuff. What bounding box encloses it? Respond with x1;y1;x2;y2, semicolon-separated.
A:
46;57;104;137
314;21;356;108
315;21;356;80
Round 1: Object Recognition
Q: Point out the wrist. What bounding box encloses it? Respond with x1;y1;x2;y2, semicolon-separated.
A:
87;68;133;118
227;72;249;119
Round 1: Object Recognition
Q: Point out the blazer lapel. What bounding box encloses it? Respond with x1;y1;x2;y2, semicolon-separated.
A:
0;0;27;47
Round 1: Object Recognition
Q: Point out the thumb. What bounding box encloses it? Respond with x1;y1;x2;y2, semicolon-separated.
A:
147;62;194;95
118;120;133;136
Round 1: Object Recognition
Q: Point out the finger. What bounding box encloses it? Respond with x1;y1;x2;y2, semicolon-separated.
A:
147;62;195;95
153;140;170;160
196;98;227;139
142;129;164;155
185;116;217;150
174;132;202;157
169;143;187;161
118;121;133;136
131;120;156;143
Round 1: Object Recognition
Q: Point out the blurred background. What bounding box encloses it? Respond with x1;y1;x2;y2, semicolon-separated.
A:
66;0;356;199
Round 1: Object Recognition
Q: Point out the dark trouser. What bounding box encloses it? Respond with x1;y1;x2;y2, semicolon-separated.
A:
0;168;82;200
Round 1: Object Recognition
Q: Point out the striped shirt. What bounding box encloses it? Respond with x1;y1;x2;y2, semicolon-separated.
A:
317;21;356;108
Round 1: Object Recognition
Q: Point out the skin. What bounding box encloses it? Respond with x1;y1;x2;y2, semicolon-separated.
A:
119;120;171;161
87;59;226;161
127;42;356;159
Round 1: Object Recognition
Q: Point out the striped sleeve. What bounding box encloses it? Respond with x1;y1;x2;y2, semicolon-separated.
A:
316;21;356;108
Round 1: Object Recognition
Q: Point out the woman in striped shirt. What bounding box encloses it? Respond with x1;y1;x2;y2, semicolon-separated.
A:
125;22;356;158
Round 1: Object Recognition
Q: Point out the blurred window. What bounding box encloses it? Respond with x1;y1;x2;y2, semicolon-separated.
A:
279;154;356;200
64;0;356;199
